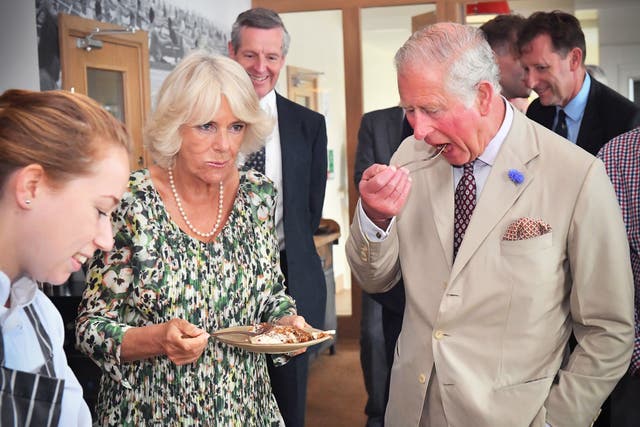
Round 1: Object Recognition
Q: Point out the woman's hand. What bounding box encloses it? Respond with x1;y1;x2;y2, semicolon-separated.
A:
275;315;308;357
161;319;210;365
120;318;210;365
276;314;307;329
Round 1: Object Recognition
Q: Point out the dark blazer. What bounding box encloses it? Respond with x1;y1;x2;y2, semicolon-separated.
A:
354;106;412;351
277;92;328;329
269;93;328;427
526;77;640;156
354;106;412;189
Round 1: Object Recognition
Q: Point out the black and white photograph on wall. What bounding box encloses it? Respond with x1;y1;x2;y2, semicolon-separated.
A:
35;0;246;90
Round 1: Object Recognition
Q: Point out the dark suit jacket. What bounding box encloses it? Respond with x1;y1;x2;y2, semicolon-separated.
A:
354;106;413;318
354;106;412;189
276;93;328;329
526;77;640;156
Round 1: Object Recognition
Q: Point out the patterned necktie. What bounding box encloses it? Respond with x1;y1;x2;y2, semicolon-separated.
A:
243;146;265;174
454;161;476;259
554;109;568;138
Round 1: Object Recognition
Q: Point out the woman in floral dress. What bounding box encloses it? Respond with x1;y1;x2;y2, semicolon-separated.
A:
75;51;307;426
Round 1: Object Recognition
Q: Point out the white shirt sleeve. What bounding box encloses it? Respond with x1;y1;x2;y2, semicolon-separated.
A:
357;198;396;242
0;280;92;427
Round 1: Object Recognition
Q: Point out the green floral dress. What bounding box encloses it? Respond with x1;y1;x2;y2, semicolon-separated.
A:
76;169;295;426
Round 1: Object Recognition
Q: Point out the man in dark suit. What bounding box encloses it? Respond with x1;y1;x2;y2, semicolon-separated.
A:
229;8;328;427
518;10;640;156
354;106;412;426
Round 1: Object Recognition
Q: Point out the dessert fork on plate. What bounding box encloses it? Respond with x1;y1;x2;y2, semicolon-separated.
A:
211;330;259;337
210;329;260;343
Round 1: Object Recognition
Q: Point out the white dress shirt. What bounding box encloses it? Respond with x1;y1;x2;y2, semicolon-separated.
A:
260;90;286;250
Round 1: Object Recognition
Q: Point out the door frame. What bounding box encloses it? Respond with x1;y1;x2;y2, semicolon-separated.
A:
58;12;151;170
253;0;466;338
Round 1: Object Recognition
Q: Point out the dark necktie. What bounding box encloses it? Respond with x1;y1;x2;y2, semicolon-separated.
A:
454;161;476;259
553;109;568;138
243;146;265;174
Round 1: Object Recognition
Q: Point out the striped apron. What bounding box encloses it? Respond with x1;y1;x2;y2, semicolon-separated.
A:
0;305;64;427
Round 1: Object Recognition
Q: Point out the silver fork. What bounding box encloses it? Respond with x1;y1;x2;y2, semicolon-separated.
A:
210;329;260;343
396;144;447;172
211;330;260;338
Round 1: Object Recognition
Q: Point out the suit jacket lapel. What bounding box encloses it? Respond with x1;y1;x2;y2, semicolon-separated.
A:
576;79;602;155
451;112;539;280
423;158;456;268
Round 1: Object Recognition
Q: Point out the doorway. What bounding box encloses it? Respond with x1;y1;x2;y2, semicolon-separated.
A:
58;13;151;171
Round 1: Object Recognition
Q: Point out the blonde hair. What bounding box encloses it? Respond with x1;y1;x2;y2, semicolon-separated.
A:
144;51;274;168
0;89;131;189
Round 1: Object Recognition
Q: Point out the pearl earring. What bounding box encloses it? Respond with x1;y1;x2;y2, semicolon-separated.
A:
25;200;31;205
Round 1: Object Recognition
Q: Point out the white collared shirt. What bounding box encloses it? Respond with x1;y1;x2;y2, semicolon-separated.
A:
0;272;92;426
260;90;285;250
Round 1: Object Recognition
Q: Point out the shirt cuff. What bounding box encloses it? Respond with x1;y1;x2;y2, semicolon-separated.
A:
357;198;395;242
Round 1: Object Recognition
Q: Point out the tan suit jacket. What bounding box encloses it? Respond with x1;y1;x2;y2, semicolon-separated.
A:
346;110;635;427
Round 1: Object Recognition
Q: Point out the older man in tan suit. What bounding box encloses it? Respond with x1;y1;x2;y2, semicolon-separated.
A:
346;23;634;427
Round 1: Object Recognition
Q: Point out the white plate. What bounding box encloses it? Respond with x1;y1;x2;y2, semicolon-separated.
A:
212;325;334;354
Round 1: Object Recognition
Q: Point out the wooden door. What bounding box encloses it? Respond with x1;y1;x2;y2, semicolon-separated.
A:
287;65;320;112
58;13;151;170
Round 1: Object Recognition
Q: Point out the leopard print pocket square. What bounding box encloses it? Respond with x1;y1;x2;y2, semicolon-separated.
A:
502;217;552;241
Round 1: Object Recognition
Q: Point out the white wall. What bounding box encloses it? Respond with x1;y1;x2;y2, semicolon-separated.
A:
0;1;39;92
361;4;436;113
595;4;640;97
361;30;404;112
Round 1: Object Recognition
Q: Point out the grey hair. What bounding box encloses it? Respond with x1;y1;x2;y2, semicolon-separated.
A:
395;22;501;107
230;8;290;56
144;50;274;168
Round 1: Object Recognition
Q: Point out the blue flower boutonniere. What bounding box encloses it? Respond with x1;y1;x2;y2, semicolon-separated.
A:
508;169;524;185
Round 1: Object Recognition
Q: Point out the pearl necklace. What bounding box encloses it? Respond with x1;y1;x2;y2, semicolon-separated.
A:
168;168;224;238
